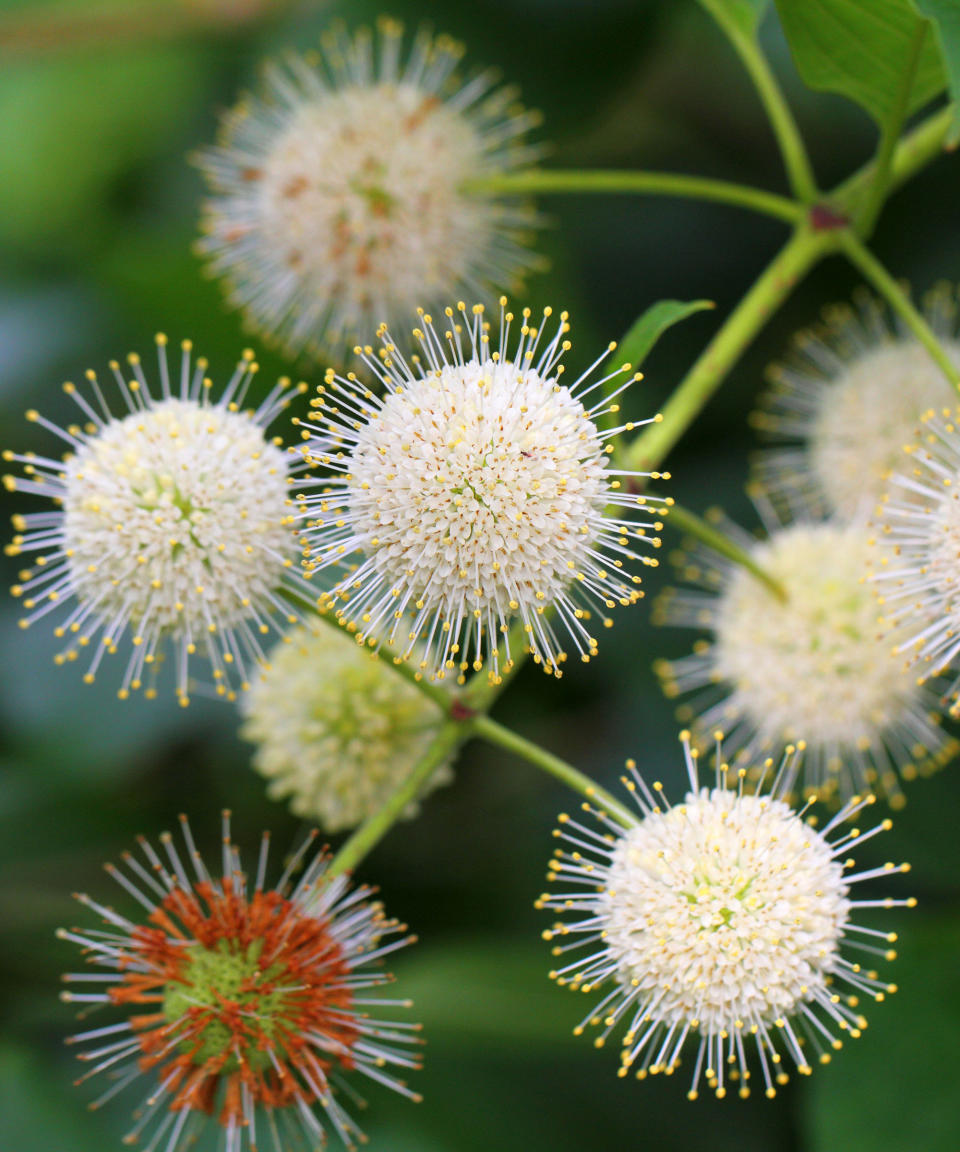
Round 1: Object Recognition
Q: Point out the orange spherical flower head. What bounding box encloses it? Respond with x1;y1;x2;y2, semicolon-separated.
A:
4;336;316;704
195;18;544;360
538;735;912;1100
293;299;669;684
58;814;420;1151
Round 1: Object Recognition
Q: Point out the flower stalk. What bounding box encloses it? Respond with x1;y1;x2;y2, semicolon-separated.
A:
698;0;818;203
837;231;960;390
665;503;788;603
623;225;834;472
466;169;802;223
470;714;635;828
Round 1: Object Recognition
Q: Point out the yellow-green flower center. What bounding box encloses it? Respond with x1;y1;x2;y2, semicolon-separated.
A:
163;939;292;1071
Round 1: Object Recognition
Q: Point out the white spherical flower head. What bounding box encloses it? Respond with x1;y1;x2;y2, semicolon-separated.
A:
656;519;955;805
64;399;288;635
602;792;848;1033
196;19;543;359
540;736;912;1099
296;300;668;682
874;405;960;713
241;623;452;831
5;337;315;703
752;289;960;520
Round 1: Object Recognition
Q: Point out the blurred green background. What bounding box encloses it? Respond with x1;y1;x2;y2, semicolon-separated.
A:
2;1;959;1150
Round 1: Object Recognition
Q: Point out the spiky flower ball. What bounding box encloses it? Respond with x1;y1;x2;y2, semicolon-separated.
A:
4;336;315;703
874;405;960;713
656;518;954;805
240;623;453;830
752;289;960;520
195;19;542;359
295;299;668;682
539;735;912;1099
59;813;420;1152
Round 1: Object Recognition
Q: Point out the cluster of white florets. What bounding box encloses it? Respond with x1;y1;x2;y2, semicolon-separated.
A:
62;397;290;636
294;299;668;681
4;337;313;702
874;405;960;712
603;787;849;1032
540;737;910;1098
753;291;960;520
656;519;954;804
240;623;452;830
196;20;542;358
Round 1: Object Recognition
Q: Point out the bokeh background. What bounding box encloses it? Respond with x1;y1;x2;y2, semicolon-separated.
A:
2;1;959;1149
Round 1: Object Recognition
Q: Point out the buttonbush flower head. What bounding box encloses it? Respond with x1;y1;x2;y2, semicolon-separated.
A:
873;405;960;715
195;19;543;360
240;622;453;830
539;734;912;1099
59;813;420;1152
655;517;955;806
294;299;668;683
4;336;315;704
752;287;960;520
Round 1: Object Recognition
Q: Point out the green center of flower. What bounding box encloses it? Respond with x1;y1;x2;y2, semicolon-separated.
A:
163;938;292;1070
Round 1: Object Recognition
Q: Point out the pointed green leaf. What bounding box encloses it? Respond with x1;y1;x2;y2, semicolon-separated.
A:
698;0;771;37
910;0;960;145
616;299;716;372
774;0;947;129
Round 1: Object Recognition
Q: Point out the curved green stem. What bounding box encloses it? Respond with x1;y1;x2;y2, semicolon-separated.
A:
855;25;928;237
471;714;635;828
327;719;466;876
311;605;453;712
666;504;787;602
326;624;531;878
698;0;817;202
886;103;956;191
466;169;802;224
836;231;960;390
623;226;832;471
834;104;954;212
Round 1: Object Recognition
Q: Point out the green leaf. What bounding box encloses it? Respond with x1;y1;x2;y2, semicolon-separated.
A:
774;0;947;129
616;299;715;372
910;0;960;144
698;0;771;37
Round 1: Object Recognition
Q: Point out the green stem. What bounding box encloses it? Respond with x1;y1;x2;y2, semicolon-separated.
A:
855;25;928;237
311;605;453;712
467;169;801;224
471;714;635;828
836;231;960;389
833;104;954;216
886;104;955;191
327;719;466;876
698;0;817;202
326;622;532;878
623;226;832;471
667;504;787;602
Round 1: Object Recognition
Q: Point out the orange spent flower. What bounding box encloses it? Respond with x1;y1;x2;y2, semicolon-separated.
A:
59;813;420;1151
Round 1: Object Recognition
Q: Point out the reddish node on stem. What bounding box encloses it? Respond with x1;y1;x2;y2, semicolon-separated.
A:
809;203;849;231
450;698;477;721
